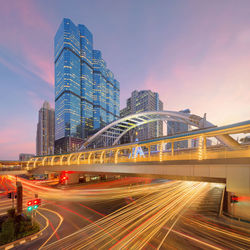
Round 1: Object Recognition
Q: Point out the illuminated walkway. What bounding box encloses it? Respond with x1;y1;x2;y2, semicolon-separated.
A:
28;120;250;168
27;120;250;194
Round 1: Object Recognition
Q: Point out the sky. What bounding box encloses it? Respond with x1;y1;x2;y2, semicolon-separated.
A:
0;0;250;159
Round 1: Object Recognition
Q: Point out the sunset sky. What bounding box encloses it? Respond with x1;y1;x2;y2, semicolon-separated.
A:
0;0;250;159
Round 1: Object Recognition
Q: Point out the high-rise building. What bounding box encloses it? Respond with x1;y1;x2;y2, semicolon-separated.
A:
54;18;120;153
36;101;55;156
120;90;163;142
167;109;191;149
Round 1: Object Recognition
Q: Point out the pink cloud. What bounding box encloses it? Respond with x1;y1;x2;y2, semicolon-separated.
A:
27;91;44;110
143;26;250;126
0;118;36;160
0;0;54;86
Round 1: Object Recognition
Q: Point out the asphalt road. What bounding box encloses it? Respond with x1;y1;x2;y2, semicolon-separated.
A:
1;176;250;250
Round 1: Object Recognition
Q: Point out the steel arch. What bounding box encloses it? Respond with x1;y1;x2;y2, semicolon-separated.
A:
79;110;238;150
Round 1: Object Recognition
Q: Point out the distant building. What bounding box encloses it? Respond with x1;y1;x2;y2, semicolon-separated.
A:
120;90;163;142
54;18;120;153
19;153;35;161
167;109;191;149
36;101;55;156
240;136;250;145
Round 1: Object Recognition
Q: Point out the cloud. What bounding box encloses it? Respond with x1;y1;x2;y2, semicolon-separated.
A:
0;0;54;86
27;91;44;110
0;118;36;160
143;24;250;125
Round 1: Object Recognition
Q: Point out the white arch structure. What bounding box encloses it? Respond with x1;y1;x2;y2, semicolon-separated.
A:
79;111;239;150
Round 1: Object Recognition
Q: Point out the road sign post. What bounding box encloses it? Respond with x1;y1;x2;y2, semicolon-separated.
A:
16;181;23;214
11;192;14;209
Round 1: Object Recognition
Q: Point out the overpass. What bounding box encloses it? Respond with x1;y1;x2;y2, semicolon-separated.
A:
28;119;250;195
0;161;28;175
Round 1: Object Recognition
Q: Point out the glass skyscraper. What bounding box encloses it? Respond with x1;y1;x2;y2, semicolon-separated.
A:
54;18;120;153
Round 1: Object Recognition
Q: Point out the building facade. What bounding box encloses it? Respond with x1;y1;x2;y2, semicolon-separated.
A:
36;101;55;156
19;153;35;161
54;18;120;153
120;90;163;142
167;109;191;149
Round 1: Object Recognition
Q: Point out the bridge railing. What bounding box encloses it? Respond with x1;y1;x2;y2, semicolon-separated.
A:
27;143;250;169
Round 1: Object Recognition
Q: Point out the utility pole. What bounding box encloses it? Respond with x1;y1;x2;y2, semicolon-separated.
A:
11;192;14;209
16;181;23;215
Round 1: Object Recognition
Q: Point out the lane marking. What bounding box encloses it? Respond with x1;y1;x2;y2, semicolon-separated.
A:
38;207;63;250
19;240;26;244
36;210;50;234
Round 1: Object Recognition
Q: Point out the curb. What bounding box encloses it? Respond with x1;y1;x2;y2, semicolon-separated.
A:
1;231;43;250
223;212;250;224
1;209;49;250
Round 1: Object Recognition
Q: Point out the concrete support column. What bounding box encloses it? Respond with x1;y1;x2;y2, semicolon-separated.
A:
198;136;204;160
171;142;174;156
88;153;92;164
203;136;207;159
103;151;106;163
148;146;151;159
224;191;233;215
159;142;163;162
100;151;105;164
115;149;119;164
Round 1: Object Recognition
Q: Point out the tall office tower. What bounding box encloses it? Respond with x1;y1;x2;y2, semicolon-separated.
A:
36;101;55;156
167;109;191;149
54;18;120;153
120;90;163;142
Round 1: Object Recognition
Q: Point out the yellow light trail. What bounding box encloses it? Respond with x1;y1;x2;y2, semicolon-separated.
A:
38;207;64;249
3;176;249;249
43;181;214;250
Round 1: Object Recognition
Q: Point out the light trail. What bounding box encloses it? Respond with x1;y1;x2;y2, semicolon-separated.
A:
43;181;211;249
183;216;250;245
5;175;162;202
2;175;249;249
38;207;64;249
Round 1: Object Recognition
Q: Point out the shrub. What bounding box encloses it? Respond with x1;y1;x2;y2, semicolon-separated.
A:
0;218;15;244
0;211;40;245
